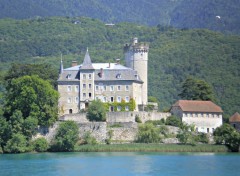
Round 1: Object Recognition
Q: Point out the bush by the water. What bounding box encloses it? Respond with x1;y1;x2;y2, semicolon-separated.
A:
4;133;29;153
51;121;79;152
32;137;49;152
82;132;97;145
214;124;240;152
136;123;161;143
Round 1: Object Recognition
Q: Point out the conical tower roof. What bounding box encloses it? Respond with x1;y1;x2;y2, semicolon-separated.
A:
230;112;240;123
80;48;94;70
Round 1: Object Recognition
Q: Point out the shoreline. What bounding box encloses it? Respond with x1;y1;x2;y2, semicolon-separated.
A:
74;143;228;153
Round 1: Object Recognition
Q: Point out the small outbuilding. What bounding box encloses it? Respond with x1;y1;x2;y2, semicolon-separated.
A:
229;112;240;131
170;100;223;133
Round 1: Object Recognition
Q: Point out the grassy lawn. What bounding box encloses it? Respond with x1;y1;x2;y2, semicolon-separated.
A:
74;143;228;152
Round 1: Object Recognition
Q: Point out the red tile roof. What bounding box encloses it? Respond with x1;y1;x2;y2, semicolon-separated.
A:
229;112;240;123
172;100;223;113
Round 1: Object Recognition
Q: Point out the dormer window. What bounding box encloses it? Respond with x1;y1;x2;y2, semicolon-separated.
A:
116;73;121;79
67;74;71;79
135;74;139;79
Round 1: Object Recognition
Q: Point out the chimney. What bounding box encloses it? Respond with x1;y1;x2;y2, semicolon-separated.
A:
72;61;78;67
116;58;120;65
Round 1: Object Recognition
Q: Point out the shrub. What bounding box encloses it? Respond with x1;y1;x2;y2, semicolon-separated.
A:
165;116;182;127
4;133;28;153
87;100;106;121
83;132;97;145
135;115;142;123
33;138;49;152
145;119;165;126
51;121;79;152
194;133;209;144
136;123;161;143
214;124;240;152
105;130;113;145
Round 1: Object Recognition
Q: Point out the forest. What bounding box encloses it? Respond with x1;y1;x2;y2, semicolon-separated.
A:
0;16;239;118
0;0;240;34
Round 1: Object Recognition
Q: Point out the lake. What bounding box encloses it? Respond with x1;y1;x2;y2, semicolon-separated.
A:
1;152;240;176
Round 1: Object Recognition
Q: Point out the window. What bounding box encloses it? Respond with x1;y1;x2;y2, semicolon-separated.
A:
103;85;107;91
125;106;129;111
89;84;92;89
69;109;73;114
96;85;99;91
212;128;215;132
117;106;121;111
89;93;92;98
207;128;209;133
110;106;114;112
196;127;198;132
83;84;86;89
67;97;72;103
125;96;129;102
103;97;107;103
75;85;79;92
67;85;72;92
117;85;121;91
75;97;79;103
110;85;114;91
89;74;92;79
206;114;209;118
117;96;121;102
125;85;129;91
111;97;114;102
83;74;86;79
83;93;86;98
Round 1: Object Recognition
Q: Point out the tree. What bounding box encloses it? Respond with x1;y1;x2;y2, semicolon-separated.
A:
136;123;161;143
51;121;79;152
4;133;28;153
213;123;240;152
0;117;11;149
87;99;106;121
4;63;58;88
179;77;215;101
4;75;59;126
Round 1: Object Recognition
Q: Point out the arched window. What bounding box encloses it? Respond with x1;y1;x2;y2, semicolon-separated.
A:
69;109;73;114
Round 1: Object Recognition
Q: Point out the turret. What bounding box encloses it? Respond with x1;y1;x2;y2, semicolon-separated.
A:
124;38;149;106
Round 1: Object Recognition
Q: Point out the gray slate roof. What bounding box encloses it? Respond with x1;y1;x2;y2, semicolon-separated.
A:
58;63;143;83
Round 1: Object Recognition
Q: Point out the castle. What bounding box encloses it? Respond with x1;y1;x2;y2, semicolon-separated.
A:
58;38;149;115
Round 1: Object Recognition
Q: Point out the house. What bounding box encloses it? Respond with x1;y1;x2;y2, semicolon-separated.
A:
58;38;149;115
170;100;223;133
229;112;240;131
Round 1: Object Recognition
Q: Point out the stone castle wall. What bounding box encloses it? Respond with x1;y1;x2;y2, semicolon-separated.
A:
36;111;170;142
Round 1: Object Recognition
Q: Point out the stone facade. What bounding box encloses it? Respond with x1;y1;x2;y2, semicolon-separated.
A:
58;38;148;115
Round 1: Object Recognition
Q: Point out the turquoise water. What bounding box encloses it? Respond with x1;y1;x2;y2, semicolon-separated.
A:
1;152;240;176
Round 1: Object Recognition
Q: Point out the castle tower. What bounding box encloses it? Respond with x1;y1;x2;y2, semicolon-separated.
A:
79;49;95;110
124;37;149;106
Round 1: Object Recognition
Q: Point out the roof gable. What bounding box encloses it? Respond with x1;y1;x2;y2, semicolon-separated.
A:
172;100;223;113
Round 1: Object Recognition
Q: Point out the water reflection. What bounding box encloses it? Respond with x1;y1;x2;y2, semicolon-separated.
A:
1;152;240;176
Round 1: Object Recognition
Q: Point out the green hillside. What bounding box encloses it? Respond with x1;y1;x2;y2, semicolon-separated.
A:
0;17;239;117
0;0;240;34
